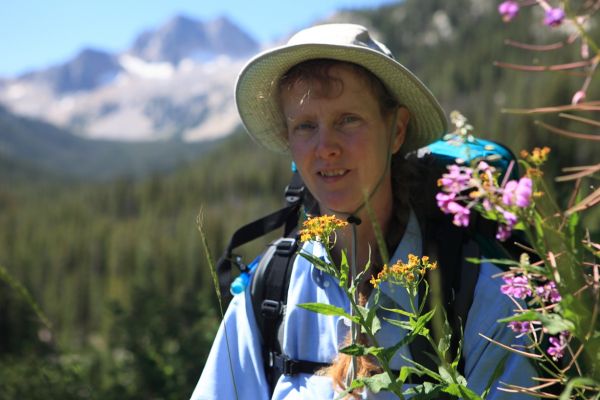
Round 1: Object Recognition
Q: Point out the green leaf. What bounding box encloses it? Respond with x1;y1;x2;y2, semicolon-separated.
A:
498;310;539;323
442;383;482;399
380;306;416;319
438;365;454;384
537;313;575;335
480;209;499;222
361;372;392;393
437;310;453;356
333;379;365;400
365;305;381;335
465;257;522;267
297;303;357;321
559;377;600;400
298;252;336;277
339;342;385;358
481;353;507;399
383;317;414;331
403;382;444;399
355;257;371;286
339;343;367;356
414;308;436;336
561;294;586;336
340;250;349;288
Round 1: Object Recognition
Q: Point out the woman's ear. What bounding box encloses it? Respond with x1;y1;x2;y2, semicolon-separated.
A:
391;106;410;154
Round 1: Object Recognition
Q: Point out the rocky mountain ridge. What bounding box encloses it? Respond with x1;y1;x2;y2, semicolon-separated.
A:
0;15;259;142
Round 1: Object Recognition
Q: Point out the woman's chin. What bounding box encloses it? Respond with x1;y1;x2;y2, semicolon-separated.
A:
318;200;362;217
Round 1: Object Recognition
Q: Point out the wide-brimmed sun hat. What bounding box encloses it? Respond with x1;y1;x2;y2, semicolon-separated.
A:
235;23;447;154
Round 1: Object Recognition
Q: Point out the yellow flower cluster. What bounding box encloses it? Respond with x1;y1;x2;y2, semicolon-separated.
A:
520;147;551;167
370;254;438;288
299;215;348;243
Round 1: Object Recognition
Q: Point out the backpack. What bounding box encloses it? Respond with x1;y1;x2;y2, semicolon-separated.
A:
215;137;523;395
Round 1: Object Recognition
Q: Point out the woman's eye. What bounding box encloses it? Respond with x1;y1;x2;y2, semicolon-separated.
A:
339;115;360;126
293;121;317;134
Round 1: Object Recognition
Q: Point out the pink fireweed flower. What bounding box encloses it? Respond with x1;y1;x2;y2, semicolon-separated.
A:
501;274;532;299
536;280;562;304
498;1;519;22
436;192;457;213
547;332;569;361
496;223;513;241
502;177;532;208
447;201;471;227
438;165;473;194
495;208;517;241
476;161;492;172
507;321;533;334
544;7;565;27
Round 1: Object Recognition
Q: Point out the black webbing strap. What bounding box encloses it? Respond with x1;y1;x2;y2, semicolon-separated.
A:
254;237;300;392
269;354;329;376
216;201;300;304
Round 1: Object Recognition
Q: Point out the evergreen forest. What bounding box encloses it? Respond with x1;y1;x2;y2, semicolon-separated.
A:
1;0;598;398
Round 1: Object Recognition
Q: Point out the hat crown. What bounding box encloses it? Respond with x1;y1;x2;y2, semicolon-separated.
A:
287;24;394;59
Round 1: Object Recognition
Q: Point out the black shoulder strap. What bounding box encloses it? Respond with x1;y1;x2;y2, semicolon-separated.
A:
251;236;299;390
215;171;304;304
409;213;481;372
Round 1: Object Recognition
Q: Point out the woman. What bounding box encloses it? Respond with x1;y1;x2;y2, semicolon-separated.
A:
192;23;536;399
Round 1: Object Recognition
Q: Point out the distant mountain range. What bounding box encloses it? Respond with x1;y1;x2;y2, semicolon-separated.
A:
0;15;260;143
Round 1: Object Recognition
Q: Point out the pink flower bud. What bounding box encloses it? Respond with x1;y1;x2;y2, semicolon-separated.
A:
581;42;589;59
498;1;520;22
572;90;586;105
544;8;565;27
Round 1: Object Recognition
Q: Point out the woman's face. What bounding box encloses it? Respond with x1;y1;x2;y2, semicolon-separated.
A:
281;65;408;215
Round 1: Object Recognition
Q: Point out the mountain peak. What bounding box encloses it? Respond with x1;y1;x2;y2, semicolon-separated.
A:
128;14;258;64
19;47;121;94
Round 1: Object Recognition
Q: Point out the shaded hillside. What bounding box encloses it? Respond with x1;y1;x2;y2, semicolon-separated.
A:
0;105;214;181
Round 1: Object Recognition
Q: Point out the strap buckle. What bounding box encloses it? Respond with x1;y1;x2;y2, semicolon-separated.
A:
284;185;304;205
269;353;299;376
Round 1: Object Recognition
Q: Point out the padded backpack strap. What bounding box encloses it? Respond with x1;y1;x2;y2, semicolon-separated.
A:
250;236;300;392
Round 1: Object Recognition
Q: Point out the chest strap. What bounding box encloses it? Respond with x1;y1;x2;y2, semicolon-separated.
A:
269;352;330;376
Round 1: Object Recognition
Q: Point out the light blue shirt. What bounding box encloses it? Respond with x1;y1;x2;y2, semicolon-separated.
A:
191;211;536;399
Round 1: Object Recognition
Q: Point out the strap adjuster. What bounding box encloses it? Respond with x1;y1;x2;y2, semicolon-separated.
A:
261;299;282;319
275;238;297;256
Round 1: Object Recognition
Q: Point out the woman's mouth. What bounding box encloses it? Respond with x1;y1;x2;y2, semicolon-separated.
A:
318;169;348;177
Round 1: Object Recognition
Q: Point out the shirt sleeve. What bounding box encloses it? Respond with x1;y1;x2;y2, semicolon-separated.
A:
190;288;270;400
463;262;538;399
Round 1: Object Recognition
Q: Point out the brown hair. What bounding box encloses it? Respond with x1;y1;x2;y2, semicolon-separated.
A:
279;58;399;118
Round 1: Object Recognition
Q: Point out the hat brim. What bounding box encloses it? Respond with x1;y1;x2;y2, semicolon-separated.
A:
235;42;447;154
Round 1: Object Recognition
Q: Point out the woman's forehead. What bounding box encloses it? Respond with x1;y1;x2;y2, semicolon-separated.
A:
281;64;373;101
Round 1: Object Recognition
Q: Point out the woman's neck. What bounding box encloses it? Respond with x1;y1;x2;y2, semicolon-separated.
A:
331;198;394;275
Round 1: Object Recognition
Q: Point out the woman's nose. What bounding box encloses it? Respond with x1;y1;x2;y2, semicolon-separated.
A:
315;126;341;159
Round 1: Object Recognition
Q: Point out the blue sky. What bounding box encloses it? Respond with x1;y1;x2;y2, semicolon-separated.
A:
0;0;398;77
